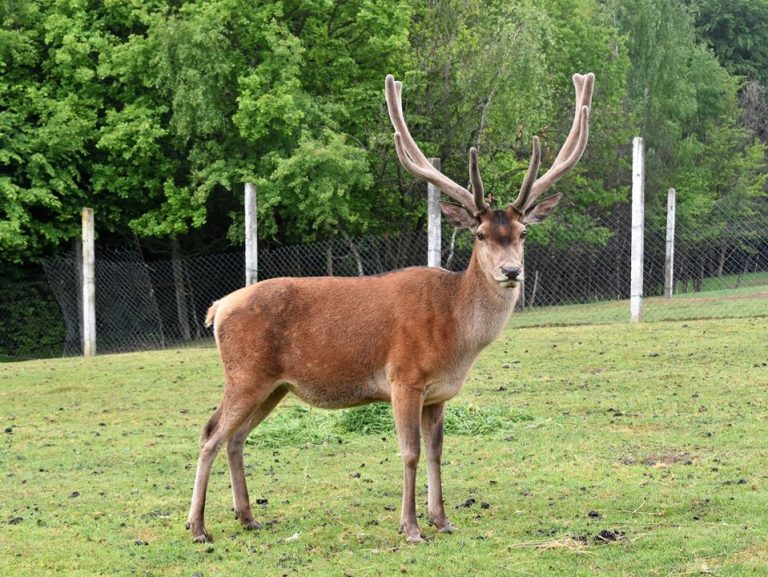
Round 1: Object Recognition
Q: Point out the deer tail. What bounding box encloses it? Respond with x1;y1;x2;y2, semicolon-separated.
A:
205;301;219;328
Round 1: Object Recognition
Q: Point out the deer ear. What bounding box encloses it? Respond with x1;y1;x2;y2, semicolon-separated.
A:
439;201;479;230
522;193;562;225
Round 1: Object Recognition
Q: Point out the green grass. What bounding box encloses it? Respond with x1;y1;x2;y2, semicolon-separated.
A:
694;270;768;293
247;402;533;447
2;310;768;576
512;281;768;327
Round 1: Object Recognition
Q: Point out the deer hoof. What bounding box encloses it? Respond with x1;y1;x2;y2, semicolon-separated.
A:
242;520;262;531
187;521;213;543
400;524;425;543
438;522;457;534
429;517;457;533
406;532;425;543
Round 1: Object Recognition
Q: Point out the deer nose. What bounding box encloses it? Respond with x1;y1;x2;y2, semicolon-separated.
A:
501;266;521;281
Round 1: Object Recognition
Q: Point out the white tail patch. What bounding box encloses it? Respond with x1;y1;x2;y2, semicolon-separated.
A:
205;301;219;328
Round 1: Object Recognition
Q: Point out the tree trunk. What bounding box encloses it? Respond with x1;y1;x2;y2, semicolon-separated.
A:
694;253;704;292
326;243;334;276
171;237;191;341
342;231;364;276
445;228;458;270
529;270;540;309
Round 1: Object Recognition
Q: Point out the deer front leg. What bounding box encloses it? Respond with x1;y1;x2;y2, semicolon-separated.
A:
421;401;456;533
391;383;425;543
226;424;261;530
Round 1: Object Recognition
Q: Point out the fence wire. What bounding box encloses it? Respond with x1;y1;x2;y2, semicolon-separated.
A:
1;202;766;359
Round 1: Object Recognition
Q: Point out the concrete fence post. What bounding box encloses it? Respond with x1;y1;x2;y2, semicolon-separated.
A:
245;182;258;286
81;207;96;356
630;137;645;322
427;158;442;268
664;187;676;299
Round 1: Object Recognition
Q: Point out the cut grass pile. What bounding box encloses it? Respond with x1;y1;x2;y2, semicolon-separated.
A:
248;402;533;448
1;312;767;576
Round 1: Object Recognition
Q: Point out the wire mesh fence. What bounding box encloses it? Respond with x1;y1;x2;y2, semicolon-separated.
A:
510;200;768;327
1;200;766;360
37;232;441;356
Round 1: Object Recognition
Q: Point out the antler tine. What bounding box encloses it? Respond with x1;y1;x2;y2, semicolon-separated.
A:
385;75;485;216
512;73;594;214
510;135;541;212
469;148;487;212
551;73;594;167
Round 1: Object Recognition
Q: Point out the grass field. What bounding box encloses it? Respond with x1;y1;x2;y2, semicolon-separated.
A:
696;271;768;294
1;299;767;576
512;281;768;327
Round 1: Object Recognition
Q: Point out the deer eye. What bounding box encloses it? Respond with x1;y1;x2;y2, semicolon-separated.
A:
520;229;527;239
476;232;486;241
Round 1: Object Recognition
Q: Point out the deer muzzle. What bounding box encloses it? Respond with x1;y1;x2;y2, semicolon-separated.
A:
496;265;523;287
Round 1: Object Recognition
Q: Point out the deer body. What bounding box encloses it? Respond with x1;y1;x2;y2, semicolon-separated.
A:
207;253;518;410
187;72;594;543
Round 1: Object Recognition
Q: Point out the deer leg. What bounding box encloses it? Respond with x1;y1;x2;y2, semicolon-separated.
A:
227;386;288;530
186;384;274;543
391;383;425;543
421;401;455;533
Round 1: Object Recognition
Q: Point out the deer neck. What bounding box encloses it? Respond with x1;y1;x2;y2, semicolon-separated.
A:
455;249;520;350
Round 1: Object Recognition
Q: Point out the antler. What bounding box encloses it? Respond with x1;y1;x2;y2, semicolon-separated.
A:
385;74;488;216
511;72;595;214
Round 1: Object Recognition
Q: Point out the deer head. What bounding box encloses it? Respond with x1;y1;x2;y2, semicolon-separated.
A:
385;73;594;288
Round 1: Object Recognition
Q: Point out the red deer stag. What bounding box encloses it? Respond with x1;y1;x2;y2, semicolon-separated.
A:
186;72;594;543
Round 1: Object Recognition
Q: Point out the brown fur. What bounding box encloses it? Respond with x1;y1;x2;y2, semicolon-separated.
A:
201;407;221;442
185;241;522;543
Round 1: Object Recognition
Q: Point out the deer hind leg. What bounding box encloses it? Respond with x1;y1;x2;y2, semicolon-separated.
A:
227;386;288;530
186;381;277;543
391;382;425;543
421;401;455;533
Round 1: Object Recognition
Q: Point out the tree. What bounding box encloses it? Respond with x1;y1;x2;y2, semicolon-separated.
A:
0;0;97;262
404;0;630;253
690;0;768;85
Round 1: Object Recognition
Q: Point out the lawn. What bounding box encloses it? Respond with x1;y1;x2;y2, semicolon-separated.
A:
512;281;768;327
1;309;767;576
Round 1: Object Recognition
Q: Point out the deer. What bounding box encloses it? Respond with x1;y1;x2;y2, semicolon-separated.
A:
186;71;594;543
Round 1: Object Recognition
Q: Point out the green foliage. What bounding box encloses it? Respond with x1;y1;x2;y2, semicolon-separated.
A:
690;0;768;85
406;0;631;245
264;130;374;241
1;0;765;264
244;400;536;447
0;280;65;359
609;0;767;247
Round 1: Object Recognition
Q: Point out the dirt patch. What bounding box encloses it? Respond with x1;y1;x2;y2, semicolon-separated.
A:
513;529;628;551
641;452;694;466
609;424;666;434
594;529;626;543
729;540;768;566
